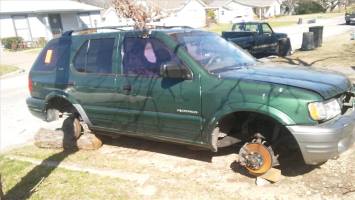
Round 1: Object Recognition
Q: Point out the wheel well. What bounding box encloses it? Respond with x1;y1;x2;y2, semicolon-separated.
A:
216;111;300;152
46;97;78;116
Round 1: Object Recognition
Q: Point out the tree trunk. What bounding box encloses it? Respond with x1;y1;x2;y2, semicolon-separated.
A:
34;128;102;150
0;174;4;199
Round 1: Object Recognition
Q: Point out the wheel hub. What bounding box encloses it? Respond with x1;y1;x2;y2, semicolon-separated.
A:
238;139;275;175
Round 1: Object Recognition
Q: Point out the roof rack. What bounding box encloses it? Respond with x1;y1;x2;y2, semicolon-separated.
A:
62;25;194;36
62;25;135;36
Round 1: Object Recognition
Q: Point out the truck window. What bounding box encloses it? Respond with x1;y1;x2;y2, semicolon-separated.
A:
233;24;259;33
73;38;114;74
262;24;273;34
122;37;180;77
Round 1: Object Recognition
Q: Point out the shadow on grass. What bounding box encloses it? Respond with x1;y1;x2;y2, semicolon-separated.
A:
3;117;79;200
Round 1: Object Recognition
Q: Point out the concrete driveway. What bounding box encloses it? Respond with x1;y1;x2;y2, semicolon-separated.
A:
274;16;355;50
0;50;46;152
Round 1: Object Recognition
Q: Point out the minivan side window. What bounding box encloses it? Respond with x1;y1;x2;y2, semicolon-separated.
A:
73;38;115;74
122;37;180;77
32;39;69;72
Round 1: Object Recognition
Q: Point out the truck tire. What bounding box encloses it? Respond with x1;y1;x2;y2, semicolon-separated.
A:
346;21;350;25
277;39;291;57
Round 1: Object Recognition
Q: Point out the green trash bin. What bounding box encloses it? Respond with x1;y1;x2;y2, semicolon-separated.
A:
309;26;323;47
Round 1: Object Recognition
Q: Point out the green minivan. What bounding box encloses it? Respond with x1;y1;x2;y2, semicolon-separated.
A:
27;27;355;175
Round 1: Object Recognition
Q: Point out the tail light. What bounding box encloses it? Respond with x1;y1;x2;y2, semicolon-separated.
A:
28;75;33;94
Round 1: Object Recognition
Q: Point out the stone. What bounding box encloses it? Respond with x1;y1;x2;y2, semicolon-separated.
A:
255;177;271;186
34;128;102;150
260;168;284;183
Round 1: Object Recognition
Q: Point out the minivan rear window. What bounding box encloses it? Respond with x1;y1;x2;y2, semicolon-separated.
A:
73;38;115;74
32;39;69;72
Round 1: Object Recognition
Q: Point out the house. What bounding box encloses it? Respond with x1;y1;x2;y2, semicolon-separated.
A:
149;0;207;28
0;0;102;43
79;0;207;28
208;0;282;23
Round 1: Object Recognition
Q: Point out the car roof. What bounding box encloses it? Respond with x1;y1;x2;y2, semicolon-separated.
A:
62;26;201;38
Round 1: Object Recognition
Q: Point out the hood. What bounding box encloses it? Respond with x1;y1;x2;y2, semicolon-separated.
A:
218;64;352;99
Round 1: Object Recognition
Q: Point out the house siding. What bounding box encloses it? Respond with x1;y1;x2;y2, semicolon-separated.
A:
216;1;254;23
0;11;102;42
159;0;206;28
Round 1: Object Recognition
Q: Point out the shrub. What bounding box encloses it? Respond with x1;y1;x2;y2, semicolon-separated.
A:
1;37;24;50
36;37;47;48
296;1;326;14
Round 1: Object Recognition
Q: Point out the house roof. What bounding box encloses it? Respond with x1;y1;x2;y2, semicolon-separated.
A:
208;0;232;8
207;0;278;8
0;0;102;14
235;0;278;8
148;0;206;11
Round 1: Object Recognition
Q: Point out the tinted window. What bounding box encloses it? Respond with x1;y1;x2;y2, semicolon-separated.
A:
262;24;273;34
32;39;69;71
122;37;178;76
233;23;259;33
73;38;114;74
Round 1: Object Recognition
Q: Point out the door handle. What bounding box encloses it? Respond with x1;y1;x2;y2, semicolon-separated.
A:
122;84;132;91
67;81;76;87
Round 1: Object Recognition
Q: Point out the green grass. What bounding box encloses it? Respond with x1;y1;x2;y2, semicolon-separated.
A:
22;48;43;54
268;21;296;27
204;23;233;34
0;155;135;199
0;64;19;76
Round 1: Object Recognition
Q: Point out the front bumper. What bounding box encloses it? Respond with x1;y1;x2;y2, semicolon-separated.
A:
287;109;355;165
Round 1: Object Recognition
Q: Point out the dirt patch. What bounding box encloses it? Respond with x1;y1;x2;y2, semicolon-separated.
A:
271;31;355;68
3;135;355;199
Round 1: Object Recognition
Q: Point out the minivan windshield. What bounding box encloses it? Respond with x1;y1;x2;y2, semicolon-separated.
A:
172;32;256;73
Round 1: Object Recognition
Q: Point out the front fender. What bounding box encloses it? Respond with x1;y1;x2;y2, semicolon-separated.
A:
203;102;295;150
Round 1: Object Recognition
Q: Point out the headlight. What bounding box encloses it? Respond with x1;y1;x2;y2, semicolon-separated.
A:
308;99;341;121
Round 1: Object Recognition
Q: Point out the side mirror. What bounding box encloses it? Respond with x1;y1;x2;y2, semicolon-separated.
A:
160;61;192;80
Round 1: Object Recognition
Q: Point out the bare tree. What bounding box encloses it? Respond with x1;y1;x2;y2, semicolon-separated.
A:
319;0;347;11
112;0;165;29
282;0;297;15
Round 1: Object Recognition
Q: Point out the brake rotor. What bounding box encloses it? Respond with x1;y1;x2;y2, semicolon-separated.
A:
238;141;274;175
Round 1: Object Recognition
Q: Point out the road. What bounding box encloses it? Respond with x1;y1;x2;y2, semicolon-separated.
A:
274;16;355;50
0;16;354;152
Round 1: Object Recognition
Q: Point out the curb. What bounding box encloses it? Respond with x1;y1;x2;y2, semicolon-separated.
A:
0;69;26;79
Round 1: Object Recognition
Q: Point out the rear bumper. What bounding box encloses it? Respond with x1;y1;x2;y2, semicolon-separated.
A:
26;97;46;120
287;109;355;165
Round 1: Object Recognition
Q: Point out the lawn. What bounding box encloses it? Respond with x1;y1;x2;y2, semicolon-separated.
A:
0;64;19;76
271;31;355;69
0;155;134;200
205;12;344;34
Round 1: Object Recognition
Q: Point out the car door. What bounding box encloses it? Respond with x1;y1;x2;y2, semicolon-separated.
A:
260;23;277;53
113;33;203;142
67;33;120;128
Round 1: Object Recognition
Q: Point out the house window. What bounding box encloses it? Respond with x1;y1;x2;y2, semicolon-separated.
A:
73;38;115;74
77;13;92;28
12;15;32;41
